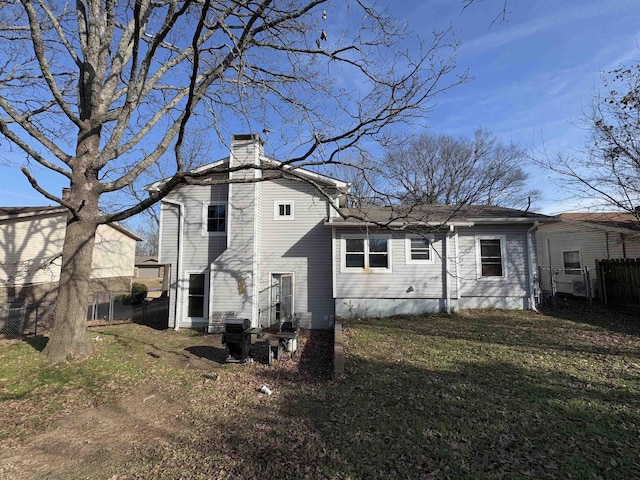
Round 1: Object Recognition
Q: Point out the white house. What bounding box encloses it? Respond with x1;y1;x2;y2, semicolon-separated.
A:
152;134;555;331
537;212;640;297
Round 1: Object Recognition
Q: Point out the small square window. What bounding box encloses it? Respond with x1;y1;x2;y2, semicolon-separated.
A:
275;201;294;220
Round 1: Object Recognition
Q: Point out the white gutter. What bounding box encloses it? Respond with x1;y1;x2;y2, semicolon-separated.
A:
162;198;184;331
454;228;461;312
527;221;540;312
324;221;475;228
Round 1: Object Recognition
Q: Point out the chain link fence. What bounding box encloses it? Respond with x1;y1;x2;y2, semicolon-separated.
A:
0;302;56;338
1;291;169;339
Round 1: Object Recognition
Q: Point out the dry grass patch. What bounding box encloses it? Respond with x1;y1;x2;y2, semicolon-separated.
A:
1;305;639;479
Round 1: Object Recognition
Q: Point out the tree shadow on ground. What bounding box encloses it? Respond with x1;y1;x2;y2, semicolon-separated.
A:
540;295;640;337
110;351;640;480
130;298;169;330
23;335;48;352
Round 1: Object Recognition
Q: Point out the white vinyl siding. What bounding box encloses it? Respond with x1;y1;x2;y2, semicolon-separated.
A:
458;227;528;298
259;178;334;329
162;182;228;328
335;230;447;299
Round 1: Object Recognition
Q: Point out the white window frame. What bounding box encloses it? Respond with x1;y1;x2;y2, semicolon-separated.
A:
202;201;227;236
184;270;209;320
274;200;295;220
340;234;392;273
475;235;508;280
562;249;582;275
405;234;435;264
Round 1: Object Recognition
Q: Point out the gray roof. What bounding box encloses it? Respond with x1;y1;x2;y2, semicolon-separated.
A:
330;205;554;227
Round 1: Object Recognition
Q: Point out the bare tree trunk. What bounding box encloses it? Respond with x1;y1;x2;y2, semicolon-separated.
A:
42;217;98;363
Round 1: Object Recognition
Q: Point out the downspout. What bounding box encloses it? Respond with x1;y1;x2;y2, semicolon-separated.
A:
605;231;610;259
621;233;627;259
527;221;539;312
162;198;184;331
454;228;460;312
446;225;455;314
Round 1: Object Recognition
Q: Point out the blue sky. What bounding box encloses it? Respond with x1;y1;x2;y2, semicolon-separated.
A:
1;0;638;215
394;0;639;213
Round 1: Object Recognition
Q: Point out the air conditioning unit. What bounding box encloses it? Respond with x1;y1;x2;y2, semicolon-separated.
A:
572;279;586;296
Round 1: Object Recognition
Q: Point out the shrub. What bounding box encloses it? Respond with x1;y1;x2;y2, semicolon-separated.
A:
131;282;148;304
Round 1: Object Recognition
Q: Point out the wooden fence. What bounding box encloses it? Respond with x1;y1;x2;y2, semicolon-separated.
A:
596;258;640;307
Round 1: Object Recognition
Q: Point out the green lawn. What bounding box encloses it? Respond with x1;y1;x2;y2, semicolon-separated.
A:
1;306;639;479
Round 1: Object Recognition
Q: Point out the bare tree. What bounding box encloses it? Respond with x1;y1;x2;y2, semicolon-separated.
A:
0;0;464;362
542;65;640;223
379;129;538;208
133;216;159;257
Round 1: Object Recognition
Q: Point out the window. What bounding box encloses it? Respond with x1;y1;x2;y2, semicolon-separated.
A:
563;250;581;275
477;237;506;278
206;204;226;233
345;238;365;268
187;274;205;317
274;201;294;220
342;235;391;271
405;235;434;264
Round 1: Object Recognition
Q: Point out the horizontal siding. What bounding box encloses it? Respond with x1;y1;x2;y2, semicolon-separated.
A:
165;183;228;270
160;202;180;328
91;224;136;280
334;230;448;299
457;226;529;298
536;221;640;295
259;179;333;328
1;214;136;288
0;213;65;286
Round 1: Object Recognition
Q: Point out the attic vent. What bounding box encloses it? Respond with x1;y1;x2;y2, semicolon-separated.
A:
572;279;586;295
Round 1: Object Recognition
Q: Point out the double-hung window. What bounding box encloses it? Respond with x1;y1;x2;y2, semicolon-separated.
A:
204;202;226;234
563;250;581;275
476;236;506;278
187;273;206;318
342;235;391;272
405;235;434;264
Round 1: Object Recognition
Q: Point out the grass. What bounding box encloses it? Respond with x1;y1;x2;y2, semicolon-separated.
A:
0;305;639;479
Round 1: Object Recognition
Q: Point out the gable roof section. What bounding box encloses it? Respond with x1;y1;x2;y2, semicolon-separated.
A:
144;156;350;193
0;206;143;241
328;205;554;228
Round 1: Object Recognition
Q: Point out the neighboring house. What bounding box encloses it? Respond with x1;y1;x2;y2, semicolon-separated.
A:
537;212;640;297
135;256;165;279
0;206;141;305
151;133;555;331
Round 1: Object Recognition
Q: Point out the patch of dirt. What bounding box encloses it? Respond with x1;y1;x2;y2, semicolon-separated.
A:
0;329;334;480
0;384;179;480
